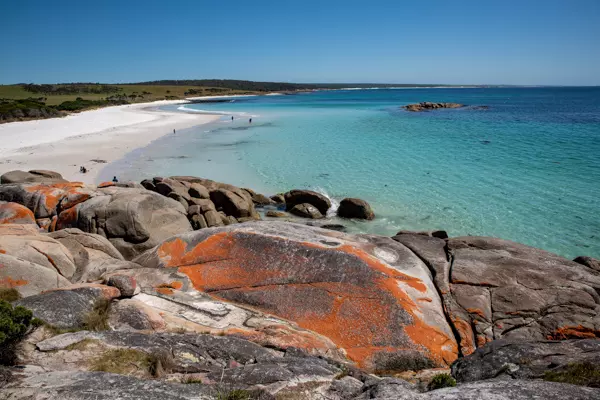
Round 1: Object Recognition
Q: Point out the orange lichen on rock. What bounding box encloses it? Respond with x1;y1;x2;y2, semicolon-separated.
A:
154;281;184;295
23;182;88;217
225;324;340;357
0;203;36;225
0;277;28;287
155;231;458;369
98;182;115;188
548;325;600;340
451;317;476;356
45;283;120;299
466;308;487;320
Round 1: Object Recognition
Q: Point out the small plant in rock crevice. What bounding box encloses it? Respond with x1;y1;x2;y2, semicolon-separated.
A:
427;373;457;391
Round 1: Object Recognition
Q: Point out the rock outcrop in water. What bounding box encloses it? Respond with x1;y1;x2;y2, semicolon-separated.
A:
403;102;465;112
0;169;599;399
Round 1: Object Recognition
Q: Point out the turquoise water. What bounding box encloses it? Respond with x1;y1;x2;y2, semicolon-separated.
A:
100;88;600;259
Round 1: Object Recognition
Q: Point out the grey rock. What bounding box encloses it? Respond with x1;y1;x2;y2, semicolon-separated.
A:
289;203;324;219
338;198;375;220
190;213;208;230
0;170;66;184
284;189;331;215
48;228;139;282
203;210;224;227
0;370;214;399
445;236;600;352
56;187;192;259
106;274;138;297
266;210;288;218
574;256;600;272
15;284;119;329
451;339;600;382
209;188;254;218
188;183;210;199
352;379;600;399
270;194;285;204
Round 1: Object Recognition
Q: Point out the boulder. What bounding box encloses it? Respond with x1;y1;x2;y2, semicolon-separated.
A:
209;189;254;218
447;237;600;347
0;202;36;225
337;198;375;220
107;299;165;331
270;194;285;204
242;188;273;206
133;221;458;371
189;213;208;230
48;228;140;282
15;284;120;329
0;169;67;184
0;224;77;283
187;199;216;212
574;256;600;272
284;189;331;215
396;230;449;239
55;187;192;259
451;339;600;383
397;234;600;356
203;210;224;227
188;183;210;199
0;182;92;219
289;203;323;219
140;179;156;191
106;275;138;297
266;210;289;218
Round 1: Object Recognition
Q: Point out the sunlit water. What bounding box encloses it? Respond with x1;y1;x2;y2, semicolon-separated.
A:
100;88;600;258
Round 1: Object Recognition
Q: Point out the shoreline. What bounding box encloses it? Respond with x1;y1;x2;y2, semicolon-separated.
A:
0;99;228;184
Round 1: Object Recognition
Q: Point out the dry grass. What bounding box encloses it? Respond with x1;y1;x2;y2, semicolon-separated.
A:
82;299;111;331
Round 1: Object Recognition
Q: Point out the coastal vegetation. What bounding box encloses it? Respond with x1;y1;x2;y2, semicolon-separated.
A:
0;80;490;123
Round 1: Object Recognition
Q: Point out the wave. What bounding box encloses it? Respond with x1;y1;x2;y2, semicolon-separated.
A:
176;105;254;117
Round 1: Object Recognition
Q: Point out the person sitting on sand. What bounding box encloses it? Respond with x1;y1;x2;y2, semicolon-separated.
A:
112;176;118;183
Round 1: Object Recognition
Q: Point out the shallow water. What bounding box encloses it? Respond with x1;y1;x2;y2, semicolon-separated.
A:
100;88;600;259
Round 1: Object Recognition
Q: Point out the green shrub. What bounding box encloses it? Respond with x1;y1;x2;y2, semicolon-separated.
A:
0;300;35;365
543;362;600;388
0;288;21;302
428;373;457;391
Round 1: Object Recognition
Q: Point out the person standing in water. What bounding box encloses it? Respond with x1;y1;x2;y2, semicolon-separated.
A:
173;129;176;134
249;118;252;124
231;116;234;121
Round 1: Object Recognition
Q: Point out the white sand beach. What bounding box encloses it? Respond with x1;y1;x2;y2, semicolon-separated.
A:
0;100;223;184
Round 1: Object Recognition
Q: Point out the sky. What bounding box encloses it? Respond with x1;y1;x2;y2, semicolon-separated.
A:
1;0;599;85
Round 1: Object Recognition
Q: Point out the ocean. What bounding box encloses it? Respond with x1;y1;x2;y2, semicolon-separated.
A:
99;87;600;259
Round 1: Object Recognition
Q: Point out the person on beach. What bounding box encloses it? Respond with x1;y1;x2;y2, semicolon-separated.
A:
231;116;234;121
249;118;252;124
173;129;176;134
112;176;118;183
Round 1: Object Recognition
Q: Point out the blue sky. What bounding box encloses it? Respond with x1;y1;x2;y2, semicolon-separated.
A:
1;0;599;85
